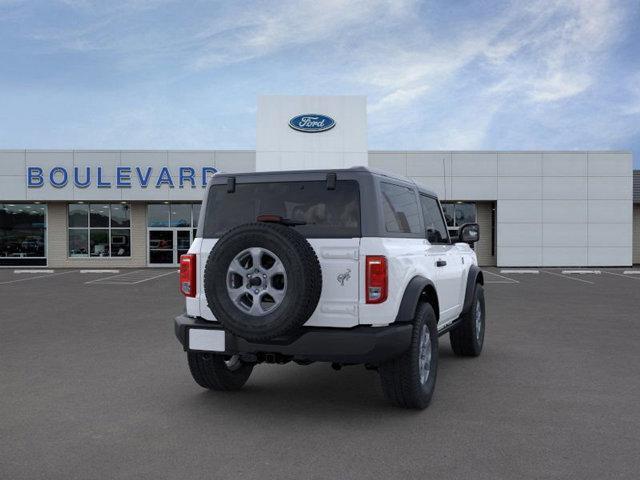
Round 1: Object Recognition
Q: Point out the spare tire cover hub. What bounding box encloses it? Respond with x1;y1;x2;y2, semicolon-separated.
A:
226;247;287;316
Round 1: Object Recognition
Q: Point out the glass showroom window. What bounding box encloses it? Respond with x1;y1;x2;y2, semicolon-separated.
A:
147;203;201;265
0;203;47;266
147;203;201;229
68;203;131;258
441;202;477;240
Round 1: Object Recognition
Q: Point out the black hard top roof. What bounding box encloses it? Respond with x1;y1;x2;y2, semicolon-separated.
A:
210;166;438;198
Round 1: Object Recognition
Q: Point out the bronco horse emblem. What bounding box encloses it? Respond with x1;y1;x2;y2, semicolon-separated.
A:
337;269;351;286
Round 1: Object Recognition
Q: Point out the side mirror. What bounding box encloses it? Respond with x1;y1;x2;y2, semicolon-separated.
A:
458;223;480;244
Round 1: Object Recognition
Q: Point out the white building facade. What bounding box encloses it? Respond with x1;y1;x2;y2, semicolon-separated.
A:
0;95;636;268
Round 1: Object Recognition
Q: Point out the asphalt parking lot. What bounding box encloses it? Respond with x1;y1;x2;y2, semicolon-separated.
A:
1;267;639;479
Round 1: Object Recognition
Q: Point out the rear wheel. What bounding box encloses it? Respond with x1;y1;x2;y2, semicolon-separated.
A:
379;302;438;409
187;352;254;391
449;283;485;356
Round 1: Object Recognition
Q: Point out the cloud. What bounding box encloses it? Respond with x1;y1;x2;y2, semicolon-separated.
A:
189;0;416;70
0;0;637;161
348;0;633;149
368;85;430;113
14;0;416;68
364;0;623;104
528;73;592;102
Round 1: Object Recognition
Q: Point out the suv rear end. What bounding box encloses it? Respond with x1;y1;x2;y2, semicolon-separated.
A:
188;170;363;328
175;168;413;361
174;167;486;409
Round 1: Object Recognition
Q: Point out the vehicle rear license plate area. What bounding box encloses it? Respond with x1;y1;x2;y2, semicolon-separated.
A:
188;328;225;352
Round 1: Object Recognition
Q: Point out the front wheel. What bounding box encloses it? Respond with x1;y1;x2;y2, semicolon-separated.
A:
449;283;485;356
379;302;438;409
187;352;254;391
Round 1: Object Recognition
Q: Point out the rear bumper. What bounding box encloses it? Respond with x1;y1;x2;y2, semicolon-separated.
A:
174;314;412;365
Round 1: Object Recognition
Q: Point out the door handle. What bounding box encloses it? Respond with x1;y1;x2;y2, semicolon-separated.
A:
436;260;447;267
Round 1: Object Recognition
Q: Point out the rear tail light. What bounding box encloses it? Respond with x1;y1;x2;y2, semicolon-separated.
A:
179;254;196;297
366;256;387;304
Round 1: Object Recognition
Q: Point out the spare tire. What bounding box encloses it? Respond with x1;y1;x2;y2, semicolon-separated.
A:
204;222;322;342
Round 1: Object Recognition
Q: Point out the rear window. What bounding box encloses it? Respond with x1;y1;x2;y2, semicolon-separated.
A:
203;180;360;238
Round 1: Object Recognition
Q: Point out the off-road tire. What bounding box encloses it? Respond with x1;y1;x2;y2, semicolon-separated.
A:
187;352;253;391
449;283;485;356
379;302;438;409
204;222;322;342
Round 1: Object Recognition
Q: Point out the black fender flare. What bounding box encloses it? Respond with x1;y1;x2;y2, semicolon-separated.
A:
394;276;438;323
461;265;484;315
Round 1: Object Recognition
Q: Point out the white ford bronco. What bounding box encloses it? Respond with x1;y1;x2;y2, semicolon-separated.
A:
175;167;485;409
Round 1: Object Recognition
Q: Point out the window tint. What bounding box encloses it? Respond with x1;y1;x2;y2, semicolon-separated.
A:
68;203;131;258
420;195;449;244
89;204;109;227
148;203;200;228
69;204;88;228
380;183;421;234
148;204;170;227
454;203;476;226
111;229;131;256
110;204;130;227
170;204;192;227
68;229;88;257
192;204;201;228
204;181;360;238
90;229;109;257
441;203;454;228
0;204;47;259
441;202;477;241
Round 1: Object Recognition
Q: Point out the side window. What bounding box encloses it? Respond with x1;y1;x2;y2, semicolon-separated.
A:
380;182;422;234
420;195;450;244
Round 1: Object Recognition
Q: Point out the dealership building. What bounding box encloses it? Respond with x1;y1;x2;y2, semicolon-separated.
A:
0;96;637;268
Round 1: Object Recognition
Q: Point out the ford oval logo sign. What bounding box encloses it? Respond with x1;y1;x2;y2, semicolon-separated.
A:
289;114;335;133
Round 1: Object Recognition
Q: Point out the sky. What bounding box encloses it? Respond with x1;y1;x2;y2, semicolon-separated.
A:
0;0;639;167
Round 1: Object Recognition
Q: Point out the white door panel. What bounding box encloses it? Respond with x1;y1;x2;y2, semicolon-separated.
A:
427;243;467;325
452;243;479;315
441;246;466;323
305;239;360;328
425;245;453;324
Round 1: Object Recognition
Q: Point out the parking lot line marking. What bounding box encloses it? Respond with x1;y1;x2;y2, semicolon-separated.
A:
623;270;640;275
500;269;539;274
84;270;142;284
85;270;145;284
129;270;178;284
604;271;640;281
13;269;54;274
542;270;594;284
80;269;120;273
483;270;519;283
85;269;178;285
0;270;76;285
485;280;518;284
561;270;601;275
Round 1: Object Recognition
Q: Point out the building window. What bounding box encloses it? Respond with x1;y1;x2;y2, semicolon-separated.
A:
0;203;47;266
68;203;131;258
147;203;201;229
442;202;477;240
148;204;170;228
147;203;201;265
